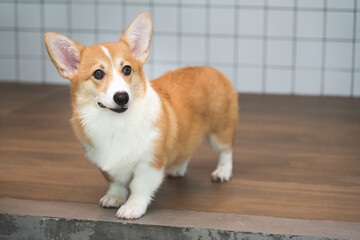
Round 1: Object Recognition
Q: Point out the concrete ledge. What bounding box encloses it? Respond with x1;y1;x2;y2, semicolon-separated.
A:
1;198;359;240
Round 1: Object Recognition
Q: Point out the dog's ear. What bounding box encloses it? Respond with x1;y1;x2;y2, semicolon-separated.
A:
44;32;85;80
120;12;153;64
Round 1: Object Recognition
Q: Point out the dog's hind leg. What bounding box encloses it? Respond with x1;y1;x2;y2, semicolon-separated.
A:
208;133;234;182
167;157;190;178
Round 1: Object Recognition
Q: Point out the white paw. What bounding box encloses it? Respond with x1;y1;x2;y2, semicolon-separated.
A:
115;202;147;220
99;194;125;208
211;167;232;182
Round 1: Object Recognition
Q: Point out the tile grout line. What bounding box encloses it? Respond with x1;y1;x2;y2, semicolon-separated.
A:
233;1;239;89
2;26;360;42
261;0;269;93
67;0;72;38
177;0;182;69
320;0;328;96
205;0;210;66
350;0;357;97
40;0;46;84
121;0;126;36
94;0;99;43
291;0;298;95
4;0;360;12
121;0;126;45
14;0;20;83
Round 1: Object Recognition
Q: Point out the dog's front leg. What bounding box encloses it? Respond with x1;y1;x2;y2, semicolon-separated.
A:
98;169;130;208
99;182;129;208
116;162;164;219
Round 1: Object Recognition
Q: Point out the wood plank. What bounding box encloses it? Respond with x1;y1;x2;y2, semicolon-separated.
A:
0;83;359;222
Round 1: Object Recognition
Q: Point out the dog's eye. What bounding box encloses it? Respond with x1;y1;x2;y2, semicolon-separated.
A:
93;69;105;80
122;65;131;76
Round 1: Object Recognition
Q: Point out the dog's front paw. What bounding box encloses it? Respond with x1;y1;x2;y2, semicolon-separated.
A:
211;167;232;182
99;194;125;208
115;202;147;219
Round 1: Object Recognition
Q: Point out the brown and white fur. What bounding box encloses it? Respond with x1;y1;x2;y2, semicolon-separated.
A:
44;13;238;219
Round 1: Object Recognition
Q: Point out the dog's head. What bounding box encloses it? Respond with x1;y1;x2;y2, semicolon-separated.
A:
44;13;153;114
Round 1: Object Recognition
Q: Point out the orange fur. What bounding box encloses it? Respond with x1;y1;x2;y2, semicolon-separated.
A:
151;66;239;172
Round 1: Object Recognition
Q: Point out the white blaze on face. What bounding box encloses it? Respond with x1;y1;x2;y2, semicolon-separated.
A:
97;46;131;108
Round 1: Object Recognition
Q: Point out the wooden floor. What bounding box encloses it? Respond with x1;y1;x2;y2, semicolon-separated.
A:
0;83;359;222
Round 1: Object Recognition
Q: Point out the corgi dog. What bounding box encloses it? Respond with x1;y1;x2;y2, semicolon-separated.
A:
44;12;238;219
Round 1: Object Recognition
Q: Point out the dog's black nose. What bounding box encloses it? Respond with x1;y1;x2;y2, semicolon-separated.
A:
113;92;129;105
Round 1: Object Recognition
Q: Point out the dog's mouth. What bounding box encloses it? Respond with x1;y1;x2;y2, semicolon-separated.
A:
109;107;128;113
97;102;128;113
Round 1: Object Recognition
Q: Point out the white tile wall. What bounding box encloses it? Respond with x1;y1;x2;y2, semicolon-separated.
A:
99;5;123;31
0;59;16;81
44;4;68;30
99;33;121;43
239;0;265;7
182;0;206;5
268;0;294;7
153;35;177;61
209;37;234;64
295;70;322;95
153;0;177;4
355;43;360;69
327;0;354;9
181;36;206;63
267;10;294;37
71;33;96;47
237;9;264;36
181;7;206;34
326;12;354;39
354;73;360;97
0;31;15;55
0;0;359;97
210;0;235;6
266;69;292;94
0;3;15;28
266;40;293;67
297;11;324;38
357;14;360;39
324;71;352;96
154;6;178;33
325;42;353;69
18;4;41;28
19;32;42;56
210;8;234;35
297;0;324;8
296;41;322;68
19;59;42;83
237;68;262;93
71;4;95;30
238;39;263;65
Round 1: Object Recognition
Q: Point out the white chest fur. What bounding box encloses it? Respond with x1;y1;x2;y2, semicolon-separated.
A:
77;83;161;182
